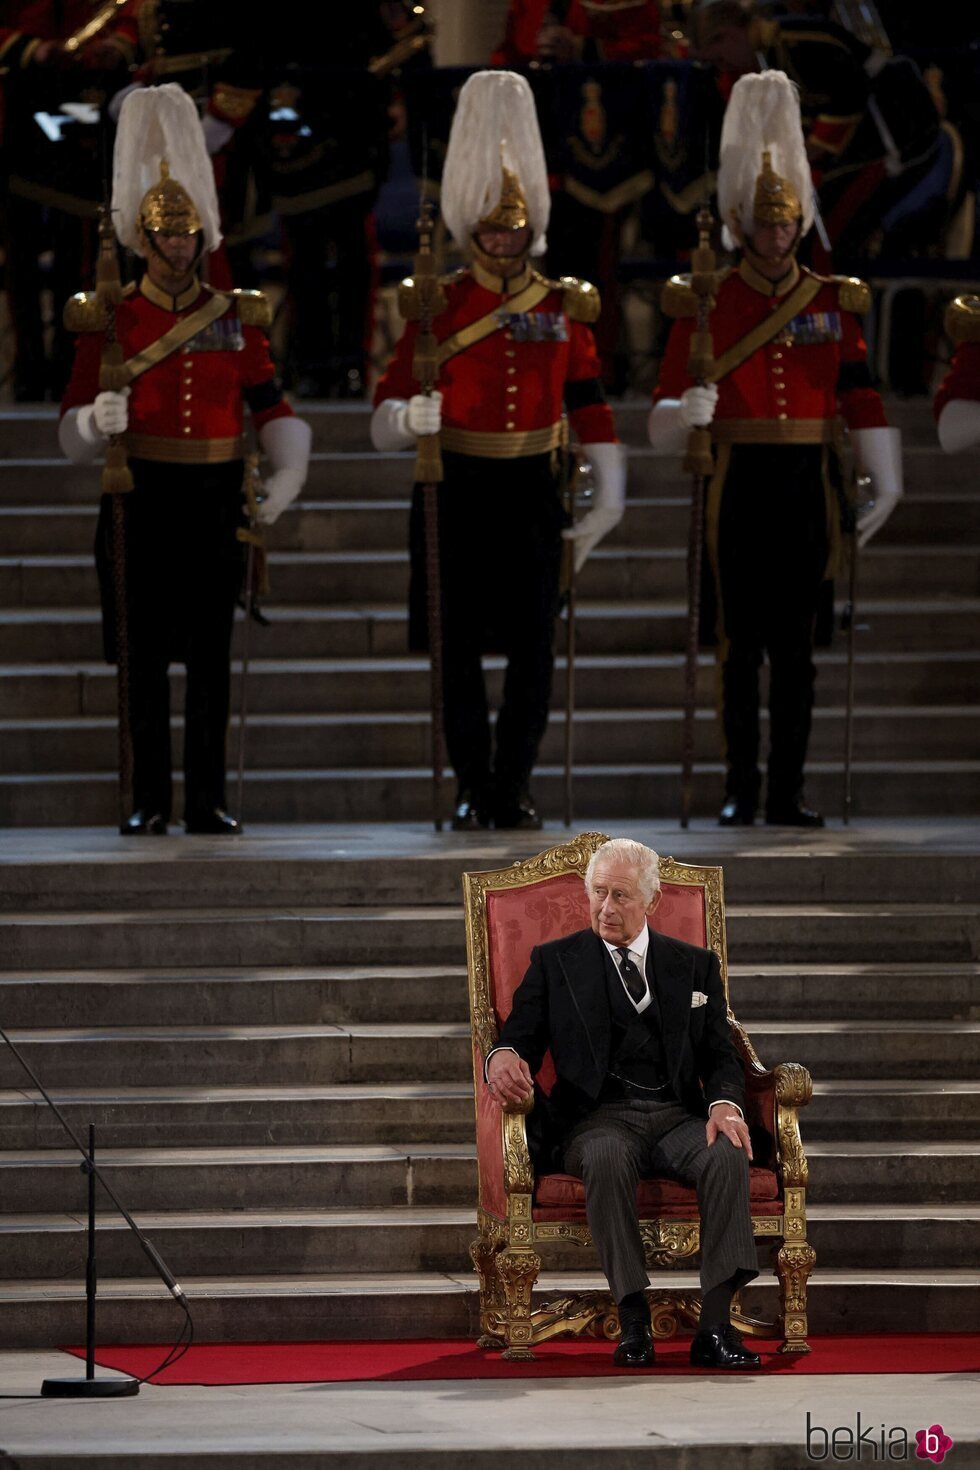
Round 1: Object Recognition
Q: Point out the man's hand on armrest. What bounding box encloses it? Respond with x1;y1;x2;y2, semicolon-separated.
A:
486;1048;534;1108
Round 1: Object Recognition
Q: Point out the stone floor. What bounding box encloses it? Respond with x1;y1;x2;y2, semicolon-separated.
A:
1;1348;978;1468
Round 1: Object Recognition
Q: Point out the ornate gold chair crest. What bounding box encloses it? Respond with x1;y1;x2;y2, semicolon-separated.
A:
463;832;814;1360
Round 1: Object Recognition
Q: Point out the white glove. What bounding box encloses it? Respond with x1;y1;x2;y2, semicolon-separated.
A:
256;468;304;526
370;393;443;451
92;388;130;438
404;392;442;437
851;425;903;549
678;384;719;428
561;441;627;573
256;415;312;524
937;399;980;454
201;113;234;155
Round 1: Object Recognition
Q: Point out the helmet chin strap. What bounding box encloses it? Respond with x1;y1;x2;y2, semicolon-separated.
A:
740;220;802;276
143;228;205;275
470;233;530;280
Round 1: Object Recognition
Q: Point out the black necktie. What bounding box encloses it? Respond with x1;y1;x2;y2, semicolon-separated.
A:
615;947;646;1006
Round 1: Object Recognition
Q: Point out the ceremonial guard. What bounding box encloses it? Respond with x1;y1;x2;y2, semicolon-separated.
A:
649;71;901;827
936;297;980;453
60;85;311;835
372;70;625;831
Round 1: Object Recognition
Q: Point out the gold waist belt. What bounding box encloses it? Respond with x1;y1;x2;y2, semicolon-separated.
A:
440;423;563;459
124;433;245;465
712;419;838;446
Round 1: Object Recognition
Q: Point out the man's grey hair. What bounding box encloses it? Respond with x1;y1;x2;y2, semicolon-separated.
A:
584;839;661;903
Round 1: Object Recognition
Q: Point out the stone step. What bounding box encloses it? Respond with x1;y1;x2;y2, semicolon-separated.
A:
2;490;975;557
1;1077;976;1151
0;1145;477;1216
3;650;977;720
2;590;976;661
3;759;980;826
0;1082;477;1149
4;534;977;610
0;902;976;972
0;1266;976;1347
0;441;970;506
0;961;974;1028
2;1193;977;1282
3;836;979;912
0;1017;976;1087
4;703;978;776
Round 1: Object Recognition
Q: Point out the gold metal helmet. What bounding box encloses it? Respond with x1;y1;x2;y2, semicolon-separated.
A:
137;159;202;237
477;166;529;233
753;150;802;225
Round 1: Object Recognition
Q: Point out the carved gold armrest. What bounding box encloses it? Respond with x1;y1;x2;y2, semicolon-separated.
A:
774;1061;812;1189
501;1107;535;1194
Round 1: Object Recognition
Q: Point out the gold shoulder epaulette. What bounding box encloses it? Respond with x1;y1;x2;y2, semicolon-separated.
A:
230;288;272;330
945;294;980;345
833;275;871;315
660;274;698;319
559;275;601;324
63;291;107;333
439;268;468;287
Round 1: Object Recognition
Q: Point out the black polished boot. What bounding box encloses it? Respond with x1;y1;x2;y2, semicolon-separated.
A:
765;800;824;828
718;796;756;827
452;790;490;832
613;1295;655;1368
690;1324;761;1370
121;809;168;836
184;807;242;835
494;793;543;831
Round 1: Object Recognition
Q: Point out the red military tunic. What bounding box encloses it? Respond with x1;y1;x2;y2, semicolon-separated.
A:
935;296;980;418
62;274;293;457
653;258;887;434
374;260;617;452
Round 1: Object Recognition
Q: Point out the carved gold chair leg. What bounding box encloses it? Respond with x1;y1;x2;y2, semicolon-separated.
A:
496;1247;542;1360
775;1241;817;1354
469;1232;507;1348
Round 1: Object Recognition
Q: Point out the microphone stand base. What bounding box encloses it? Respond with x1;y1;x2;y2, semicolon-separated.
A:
41;1376;140;1398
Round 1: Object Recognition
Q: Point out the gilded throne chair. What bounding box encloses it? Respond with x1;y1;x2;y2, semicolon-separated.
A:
463;832;815;1360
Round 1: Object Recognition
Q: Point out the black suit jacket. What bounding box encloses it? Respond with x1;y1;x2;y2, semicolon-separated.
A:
494;926;744;1168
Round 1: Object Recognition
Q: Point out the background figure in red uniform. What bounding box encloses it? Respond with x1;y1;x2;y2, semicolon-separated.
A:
649;71;901;827
59;85;311;836
372;70;625;831
1;2;136;398
492;0;664;65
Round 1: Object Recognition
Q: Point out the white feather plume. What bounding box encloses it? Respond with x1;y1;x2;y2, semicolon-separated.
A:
111;84;221;255
717;71;813;251
440;70;550;257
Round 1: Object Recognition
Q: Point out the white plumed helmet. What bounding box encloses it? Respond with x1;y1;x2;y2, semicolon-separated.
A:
717;70;812;252
440;70;550;258
111;83;221;256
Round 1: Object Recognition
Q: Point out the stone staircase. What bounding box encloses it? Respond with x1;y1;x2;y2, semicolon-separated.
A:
1;397;978;825
0;834;977;1347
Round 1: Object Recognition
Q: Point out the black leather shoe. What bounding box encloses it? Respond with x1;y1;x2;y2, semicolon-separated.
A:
765;801;824;828
719;797;755;826
494;795;543;831
452;792;490;831
184;807;242;836
690;1324;761;1370
613;1320;655;1368
121;810;167;836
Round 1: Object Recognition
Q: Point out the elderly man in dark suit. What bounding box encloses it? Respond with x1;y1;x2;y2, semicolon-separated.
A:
485;837;760;1369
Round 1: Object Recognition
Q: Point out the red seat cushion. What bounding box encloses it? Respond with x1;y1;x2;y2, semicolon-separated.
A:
532;1169;781;1221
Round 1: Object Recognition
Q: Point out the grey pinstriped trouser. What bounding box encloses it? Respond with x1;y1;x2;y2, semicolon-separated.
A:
562;1097;758;1303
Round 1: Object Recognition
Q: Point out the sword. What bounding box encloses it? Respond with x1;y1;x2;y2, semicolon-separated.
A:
842;471;872;825
559;423;578;827
235;453;264;824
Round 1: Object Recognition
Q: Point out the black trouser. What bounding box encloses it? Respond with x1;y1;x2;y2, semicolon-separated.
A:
95;460;246;821
713;445;831;810
408;451;566;807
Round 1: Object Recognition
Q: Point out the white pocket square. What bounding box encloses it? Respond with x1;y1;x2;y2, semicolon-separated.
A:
691;991;708;1008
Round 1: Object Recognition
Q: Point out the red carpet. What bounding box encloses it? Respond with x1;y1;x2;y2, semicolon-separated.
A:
62;1333;980;1385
